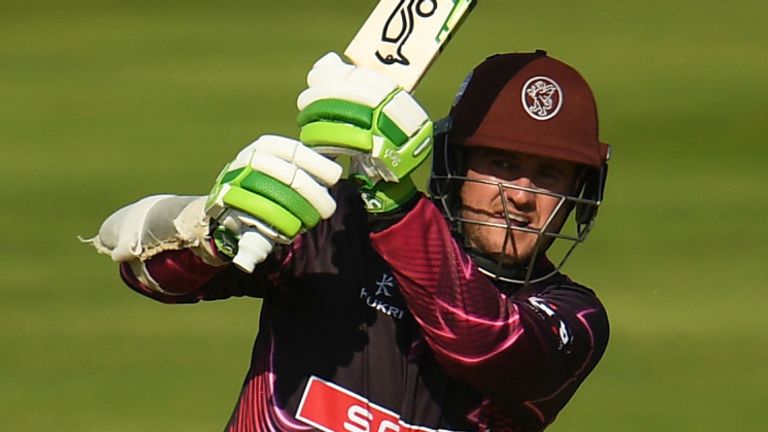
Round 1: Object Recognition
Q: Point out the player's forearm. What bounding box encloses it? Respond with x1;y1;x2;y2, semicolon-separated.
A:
370;197;609;407
86;193;287;302
119;247;227;303
369;197;522;359
120;242;294;303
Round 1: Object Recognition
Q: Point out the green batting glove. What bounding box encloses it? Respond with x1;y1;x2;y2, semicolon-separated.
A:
296;52;432;213
351;174;418;214
205;135;342;272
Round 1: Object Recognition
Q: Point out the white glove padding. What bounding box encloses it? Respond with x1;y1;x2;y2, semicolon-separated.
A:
206;135;343;272
299;52;399;111
297;52;432;183
85;195;220;264
232;134;344;188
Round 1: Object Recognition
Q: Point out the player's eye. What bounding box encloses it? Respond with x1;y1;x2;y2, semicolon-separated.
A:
489;157;519;173
490;158;509;169
538;169;560;182
535;167;569;191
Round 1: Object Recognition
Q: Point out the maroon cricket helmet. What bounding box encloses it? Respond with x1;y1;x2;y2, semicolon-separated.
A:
429;50;611;285
447;50;609;168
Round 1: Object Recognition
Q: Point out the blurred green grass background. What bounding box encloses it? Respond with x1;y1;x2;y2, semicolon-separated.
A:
1;0;766;430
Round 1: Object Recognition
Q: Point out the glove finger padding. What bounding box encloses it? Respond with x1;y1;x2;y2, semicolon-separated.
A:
206;135;343;271
297;52;433;184
233;134;342;187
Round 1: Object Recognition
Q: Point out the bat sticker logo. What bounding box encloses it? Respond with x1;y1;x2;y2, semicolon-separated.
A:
375;0;438;66
522;76;564;121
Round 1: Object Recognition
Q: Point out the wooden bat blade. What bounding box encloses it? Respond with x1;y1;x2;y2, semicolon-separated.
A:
345;0;477;92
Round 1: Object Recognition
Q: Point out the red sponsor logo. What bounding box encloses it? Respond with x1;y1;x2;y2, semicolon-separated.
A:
296;376;443;432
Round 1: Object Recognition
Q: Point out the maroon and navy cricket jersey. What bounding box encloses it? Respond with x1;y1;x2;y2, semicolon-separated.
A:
120;181;609;432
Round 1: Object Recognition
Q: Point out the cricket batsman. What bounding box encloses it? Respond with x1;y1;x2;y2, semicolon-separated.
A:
87;49;611;431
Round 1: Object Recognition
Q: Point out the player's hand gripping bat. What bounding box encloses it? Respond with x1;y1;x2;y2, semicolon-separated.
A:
297;0;477;183
230;0;477;272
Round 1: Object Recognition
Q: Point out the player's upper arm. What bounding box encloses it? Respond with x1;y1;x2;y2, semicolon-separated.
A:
450;283;609;410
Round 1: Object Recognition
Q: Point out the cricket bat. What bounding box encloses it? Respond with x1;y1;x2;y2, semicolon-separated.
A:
345;0;477;92
234;0;477;272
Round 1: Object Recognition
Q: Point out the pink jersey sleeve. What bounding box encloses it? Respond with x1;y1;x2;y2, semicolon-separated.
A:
120;239;295;304
369;196;609;425
119;248;227;303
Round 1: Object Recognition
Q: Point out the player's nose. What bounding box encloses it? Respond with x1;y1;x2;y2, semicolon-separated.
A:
505;178;536;210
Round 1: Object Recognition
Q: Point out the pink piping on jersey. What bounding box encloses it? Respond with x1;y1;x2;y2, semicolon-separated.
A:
411;297;526;364
452;239;477;280
521;308;599;426
371;198;526;363
423;324;525;365
522;401;547;425
435;298;519;327
230;329;312;432
265;328;313;430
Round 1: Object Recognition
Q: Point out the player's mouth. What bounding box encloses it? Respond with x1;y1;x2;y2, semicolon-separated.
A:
493;211;531;228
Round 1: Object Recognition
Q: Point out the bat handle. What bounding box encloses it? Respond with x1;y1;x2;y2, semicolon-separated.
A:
232;229;274;273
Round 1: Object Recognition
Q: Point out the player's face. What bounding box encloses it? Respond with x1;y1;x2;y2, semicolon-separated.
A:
459;148;580;264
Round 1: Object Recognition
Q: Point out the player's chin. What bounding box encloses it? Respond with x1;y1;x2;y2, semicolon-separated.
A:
494;235;539;264
483;251;521;266
474;236;534;266
467;226;527;259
